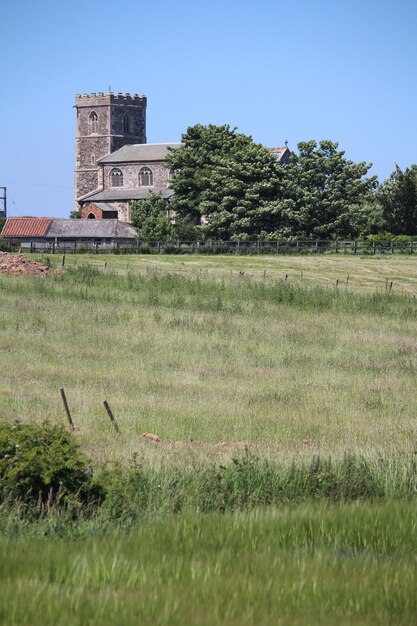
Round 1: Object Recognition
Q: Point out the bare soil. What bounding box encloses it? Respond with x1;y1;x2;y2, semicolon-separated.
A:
0;252;53;276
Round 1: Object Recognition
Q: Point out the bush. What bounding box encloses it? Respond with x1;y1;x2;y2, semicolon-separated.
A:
0;421;101;511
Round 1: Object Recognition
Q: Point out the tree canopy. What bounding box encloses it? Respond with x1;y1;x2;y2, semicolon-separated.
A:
130;192;175;241
376;164;417;235
275;140;377;239
166;124;283;240
167;128;378;240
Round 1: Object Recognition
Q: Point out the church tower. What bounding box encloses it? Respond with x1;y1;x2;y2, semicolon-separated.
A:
74;91;147;206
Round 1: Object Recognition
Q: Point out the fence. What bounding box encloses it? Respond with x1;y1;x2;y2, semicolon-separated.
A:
2;238;417;255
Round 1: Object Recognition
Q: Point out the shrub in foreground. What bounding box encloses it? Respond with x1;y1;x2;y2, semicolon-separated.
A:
0;421;101;512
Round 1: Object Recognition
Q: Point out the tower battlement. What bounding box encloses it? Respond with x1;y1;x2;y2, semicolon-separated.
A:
75;92;146;106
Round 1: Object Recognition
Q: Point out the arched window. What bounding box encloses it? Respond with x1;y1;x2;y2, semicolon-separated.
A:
89;111;98;133
123;112;132;134
110;168;123;187
87;213;96;219
168;169;175;185
139;167;153;187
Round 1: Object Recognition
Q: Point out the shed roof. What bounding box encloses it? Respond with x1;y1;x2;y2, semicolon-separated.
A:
2;217;53;238
98;142;181;164
46;219;137;239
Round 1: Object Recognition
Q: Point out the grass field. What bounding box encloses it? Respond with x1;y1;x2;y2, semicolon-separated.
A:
29;250;417;293
1;254;417;625
1;503;417;625
1;254;416;464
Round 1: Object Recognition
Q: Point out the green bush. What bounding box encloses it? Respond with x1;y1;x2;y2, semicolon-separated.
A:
0;421;101;511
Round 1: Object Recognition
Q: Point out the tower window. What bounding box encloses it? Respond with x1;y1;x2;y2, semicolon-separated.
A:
110;168;123;187
89;111;99;133
123;112;132;134
139;167;153;187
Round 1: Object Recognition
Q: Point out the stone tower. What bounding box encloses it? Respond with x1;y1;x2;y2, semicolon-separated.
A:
74;91;147;206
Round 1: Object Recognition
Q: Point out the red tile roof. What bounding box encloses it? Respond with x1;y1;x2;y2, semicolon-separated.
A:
2;218;53;238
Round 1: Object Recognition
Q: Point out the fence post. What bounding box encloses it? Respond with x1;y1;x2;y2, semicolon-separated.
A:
103;400;120;434
60;388;75;431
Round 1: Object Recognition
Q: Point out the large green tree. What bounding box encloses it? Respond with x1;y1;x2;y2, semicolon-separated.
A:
376;164;417;235
276;140;377;239
130;192;176;241
166;124;284;240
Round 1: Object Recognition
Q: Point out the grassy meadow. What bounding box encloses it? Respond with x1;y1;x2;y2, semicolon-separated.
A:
2;503;417;626
1;253;416;464
1;253;417;625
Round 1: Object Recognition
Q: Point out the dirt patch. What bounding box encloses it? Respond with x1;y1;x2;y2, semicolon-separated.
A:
0;252;55;276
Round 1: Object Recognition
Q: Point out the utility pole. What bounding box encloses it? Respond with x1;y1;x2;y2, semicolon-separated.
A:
0;187;6;218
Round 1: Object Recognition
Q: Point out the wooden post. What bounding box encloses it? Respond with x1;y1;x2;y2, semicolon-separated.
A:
346;274;350;287
61;254;65;268
60;388;75;431
103;400;120;434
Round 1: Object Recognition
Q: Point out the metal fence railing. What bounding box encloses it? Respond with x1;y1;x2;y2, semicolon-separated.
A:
2;238;417;255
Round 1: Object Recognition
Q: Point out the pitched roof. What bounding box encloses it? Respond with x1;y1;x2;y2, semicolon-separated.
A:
98;142;181;164
2;217;53;238
85;202;119;213
79;187;174;203
269;147;291;161
46;219;137;239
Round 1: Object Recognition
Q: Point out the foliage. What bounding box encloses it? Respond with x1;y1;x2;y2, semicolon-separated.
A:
69;209;81;219
0;217;6;233
130;191;176;240
275;140;377;239
0;421;100;510
376;164;417;235
166;124;283;240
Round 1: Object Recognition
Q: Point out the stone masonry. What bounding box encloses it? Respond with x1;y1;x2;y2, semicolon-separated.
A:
74;92;147;208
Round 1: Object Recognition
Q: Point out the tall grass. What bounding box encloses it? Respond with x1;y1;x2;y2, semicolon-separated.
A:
1;503;417;625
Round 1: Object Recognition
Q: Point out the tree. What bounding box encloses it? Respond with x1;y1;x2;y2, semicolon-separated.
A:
130;191;176;241
166;124;284;240
376;165;417;235
275;140;377;239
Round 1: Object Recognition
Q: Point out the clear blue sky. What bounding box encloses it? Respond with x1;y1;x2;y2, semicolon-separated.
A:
1;0;416;218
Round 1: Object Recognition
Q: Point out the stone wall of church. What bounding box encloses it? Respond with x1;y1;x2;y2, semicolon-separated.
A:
102;161;170;190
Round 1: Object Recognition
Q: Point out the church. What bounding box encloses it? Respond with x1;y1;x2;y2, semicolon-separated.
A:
74;92;290;223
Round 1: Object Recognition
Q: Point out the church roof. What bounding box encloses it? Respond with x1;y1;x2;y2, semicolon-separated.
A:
79;187;174;203
98;143;181;164
269;146;291;161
